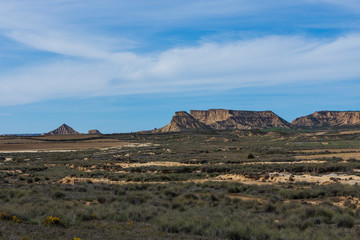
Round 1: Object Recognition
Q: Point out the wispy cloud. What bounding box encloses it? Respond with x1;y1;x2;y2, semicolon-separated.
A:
316;0;360;10
1;34;360;106
1;0;360;106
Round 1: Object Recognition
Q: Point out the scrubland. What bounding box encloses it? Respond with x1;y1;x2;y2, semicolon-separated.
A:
1;128;360;239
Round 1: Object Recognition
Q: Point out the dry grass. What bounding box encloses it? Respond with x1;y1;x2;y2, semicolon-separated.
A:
0;135;131;152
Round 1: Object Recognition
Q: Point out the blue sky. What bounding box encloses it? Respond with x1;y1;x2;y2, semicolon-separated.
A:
1;0;360;134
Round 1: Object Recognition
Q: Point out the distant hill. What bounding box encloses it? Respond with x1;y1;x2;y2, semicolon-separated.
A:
88;129;101;134
156;109;291;132
190;109;292;130
45;124;80;135
156;111;211;132
292;111;360;127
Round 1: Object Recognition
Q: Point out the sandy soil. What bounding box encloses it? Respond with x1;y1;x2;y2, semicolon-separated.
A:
58;176;168;185
106;161;201;168
242;160;326;165
227;194;265;202
214;172;360;185
339;130;360;135
58;171;360;186
293;148;360;153
295;152;360;160
284;196;360;208
71;161;201;173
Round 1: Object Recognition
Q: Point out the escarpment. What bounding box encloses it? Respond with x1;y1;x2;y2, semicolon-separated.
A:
191;109;292;130
156;111;212;132
158;109;292;132
292;111;360;127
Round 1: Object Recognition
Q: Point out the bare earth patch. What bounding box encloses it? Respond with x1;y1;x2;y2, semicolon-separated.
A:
295;152;360;160
242;160;326;165
0;136;129;152
210;172;360;185
58;176;167;185
0;135;159;152
293;148;360;153
106;161;201;168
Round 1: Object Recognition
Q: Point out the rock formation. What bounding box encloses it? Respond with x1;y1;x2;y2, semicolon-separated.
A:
46;124;80;135
292;111;360;127
190;109;292;130
156;111;211;132
88;129;101;135
157;109;292;132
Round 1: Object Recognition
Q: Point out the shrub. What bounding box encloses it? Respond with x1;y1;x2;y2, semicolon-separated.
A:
43;216;63;226
97;196;106;204
0;211;11;221
336;215;354;228
12;215;21;223
52;191;66;199
248;154;255;159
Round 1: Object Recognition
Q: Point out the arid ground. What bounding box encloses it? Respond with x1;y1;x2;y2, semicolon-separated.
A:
1;128;360;239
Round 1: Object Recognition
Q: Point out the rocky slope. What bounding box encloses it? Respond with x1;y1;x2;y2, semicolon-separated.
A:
156;111;211;132
292;111;360;127
190;109;292;130
88;129;102;134
46;124;80;135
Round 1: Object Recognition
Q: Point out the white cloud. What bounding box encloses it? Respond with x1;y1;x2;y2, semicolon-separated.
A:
1;34;360;106
1;0;360;106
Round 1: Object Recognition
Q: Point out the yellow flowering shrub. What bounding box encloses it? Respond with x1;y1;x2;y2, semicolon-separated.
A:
12;215;21;223
43;216;63;226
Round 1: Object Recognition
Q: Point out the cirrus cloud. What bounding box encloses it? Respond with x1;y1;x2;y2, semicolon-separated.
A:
1;34;360;106
1;0;360;106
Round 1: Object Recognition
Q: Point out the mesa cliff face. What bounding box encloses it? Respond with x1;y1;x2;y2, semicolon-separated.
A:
292;111;360;127
190;109;292;130
46;124;80;135
157;109;291;132
156;111;211;132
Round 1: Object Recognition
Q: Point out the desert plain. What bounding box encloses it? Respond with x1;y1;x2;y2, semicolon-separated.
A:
1;127;360;239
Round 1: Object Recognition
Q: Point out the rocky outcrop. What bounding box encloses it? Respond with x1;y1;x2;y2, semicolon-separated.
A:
46;124;80;135
88;129;101;135
190;109;292;130
292;111;360;127
156;111;211;132
157;109;291;132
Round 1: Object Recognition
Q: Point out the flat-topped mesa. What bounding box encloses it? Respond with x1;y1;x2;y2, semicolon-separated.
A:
46;124;80;135
190;109;292;130
292;111;360;127
157;111;211;132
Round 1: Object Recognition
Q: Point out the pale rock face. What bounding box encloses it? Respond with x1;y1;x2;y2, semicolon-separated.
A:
88;129;101;134
190;109;233;125
157;111;211;132
158;109;292;132
47;124;80;135
292;111;360;127
190;109;292;130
